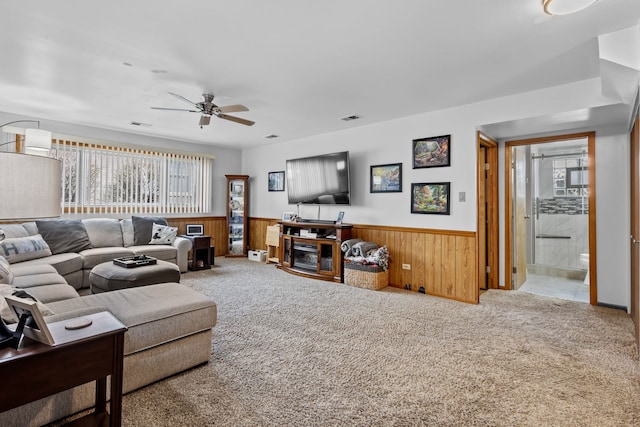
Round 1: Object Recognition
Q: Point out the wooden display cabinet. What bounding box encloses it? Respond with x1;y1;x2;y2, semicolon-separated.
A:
225;174;249;257
278;221;352;283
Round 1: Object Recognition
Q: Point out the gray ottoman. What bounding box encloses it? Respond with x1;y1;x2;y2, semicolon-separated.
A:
89;259;181;293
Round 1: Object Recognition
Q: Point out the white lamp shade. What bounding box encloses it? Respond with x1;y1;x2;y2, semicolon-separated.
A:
24;128;52;156
543;0;599;15
0;152;62;220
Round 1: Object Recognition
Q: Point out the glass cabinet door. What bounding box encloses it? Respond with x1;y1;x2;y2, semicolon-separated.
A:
318;242;334;275
225;175;249;256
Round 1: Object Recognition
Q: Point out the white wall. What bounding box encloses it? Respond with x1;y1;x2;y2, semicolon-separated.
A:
242;79;631;308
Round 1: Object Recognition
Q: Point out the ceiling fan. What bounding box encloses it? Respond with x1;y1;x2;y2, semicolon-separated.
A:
151;92;255;128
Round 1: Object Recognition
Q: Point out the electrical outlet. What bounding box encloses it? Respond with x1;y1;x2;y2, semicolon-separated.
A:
402;263;411;270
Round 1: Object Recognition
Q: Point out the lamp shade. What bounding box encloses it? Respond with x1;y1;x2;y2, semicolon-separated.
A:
543;0;599;15
24;128;52;156
0;152;62;220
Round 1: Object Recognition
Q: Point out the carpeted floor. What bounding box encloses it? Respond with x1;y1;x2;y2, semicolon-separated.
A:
120;258;640;426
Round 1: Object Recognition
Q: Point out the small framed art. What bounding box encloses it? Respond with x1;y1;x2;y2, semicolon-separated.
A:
282;211;295;221
412;134;450;168
5;295;55;345
411;182;450;215
370;163;402;193
268;171;285;192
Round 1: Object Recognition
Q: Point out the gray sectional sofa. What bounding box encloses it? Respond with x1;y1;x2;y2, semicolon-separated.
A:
0;217;217;426
0;217;192;290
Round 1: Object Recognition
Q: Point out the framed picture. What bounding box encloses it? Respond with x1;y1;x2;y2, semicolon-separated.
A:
370;163;402;193
5;295;55;345
186;224;204;236
282;211;295;221
412;134;450;168
411;182;450;215
268;171;285;192
336;211;344;225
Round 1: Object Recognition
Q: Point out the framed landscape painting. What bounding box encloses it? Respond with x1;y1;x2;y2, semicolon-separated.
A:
412;134;450;168
411;182;450;215
268;171;285;192
370;163;402;193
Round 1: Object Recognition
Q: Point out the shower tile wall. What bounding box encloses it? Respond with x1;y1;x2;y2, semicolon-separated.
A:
534;154;588;271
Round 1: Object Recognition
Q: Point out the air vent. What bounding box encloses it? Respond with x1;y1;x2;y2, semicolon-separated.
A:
130;121;151;127
264;134;280;139
341;115;360;122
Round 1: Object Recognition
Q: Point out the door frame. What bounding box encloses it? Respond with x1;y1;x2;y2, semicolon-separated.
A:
477;132;499;291
504;132;597;305
630;114;639;349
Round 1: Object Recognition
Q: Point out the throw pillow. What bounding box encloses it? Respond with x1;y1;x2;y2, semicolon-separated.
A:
0;234;52;264
0;285;54;324
0;256;13;285
132;216;168;246
149;223;178;245
36;220;93;255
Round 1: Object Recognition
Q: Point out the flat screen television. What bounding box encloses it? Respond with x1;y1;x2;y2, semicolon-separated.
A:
286;151;350;205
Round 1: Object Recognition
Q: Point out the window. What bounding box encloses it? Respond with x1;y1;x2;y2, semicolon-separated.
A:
52;139;212;215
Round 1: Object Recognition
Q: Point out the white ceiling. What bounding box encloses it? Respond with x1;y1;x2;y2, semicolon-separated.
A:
0;0;639;149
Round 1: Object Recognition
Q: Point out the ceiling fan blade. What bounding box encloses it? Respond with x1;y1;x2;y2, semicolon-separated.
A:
217;113;255;126
168;92;199;107
218;104;249;113
199;115;211;126
151;107;200;112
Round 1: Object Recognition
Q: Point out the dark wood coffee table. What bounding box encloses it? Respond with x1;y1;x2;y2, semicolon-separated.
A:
0;311;127;426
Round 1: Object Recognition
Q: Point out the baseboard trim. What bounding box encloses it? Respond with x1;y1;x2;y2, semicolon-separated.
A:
597;302;627;312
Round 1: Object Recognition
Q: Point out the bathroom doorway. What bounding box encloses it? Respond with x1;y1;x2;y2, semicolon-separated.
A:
505;132;597;304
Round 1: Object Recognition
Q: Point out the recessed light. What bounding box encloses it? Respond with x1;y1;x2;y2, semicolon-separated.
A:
264;134;279;139
341;115;360;121
122;62;133;67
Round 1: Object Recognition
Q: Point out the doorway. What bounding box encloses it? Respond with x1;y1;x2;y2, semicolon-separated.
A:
505;132;597;305
477;132;499;293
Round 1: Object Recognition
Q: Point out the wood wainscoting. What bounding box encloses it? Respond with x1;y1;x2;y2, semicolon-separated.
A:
169;216;478;304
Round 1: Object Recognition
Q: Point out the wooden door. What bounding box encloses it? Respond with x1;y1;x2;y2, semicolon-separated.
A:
631;115;640;350
513;146;528;289
478;146;488;290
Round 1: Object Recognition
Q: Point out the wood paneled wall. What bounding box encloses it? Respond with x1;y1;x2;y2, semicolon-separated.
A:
351;225;477;304
170;216;478;304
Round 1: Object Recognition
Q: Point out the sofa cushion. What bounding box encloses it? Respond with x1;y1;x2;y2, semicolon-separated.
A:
13;252;83;277
82;218;124;248
0;223;32;238
80;247;135;270
0;256;13;285
149;223;178;245
0;234;52;263
36;220;93;254
47;283;217;355
0;285;55;324
131;245;177;261
120;219;135;247
132;216;168;246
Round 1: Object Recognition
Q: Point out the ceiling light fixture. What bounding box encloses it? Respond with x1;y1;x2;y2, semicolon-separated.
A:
543;0;599;15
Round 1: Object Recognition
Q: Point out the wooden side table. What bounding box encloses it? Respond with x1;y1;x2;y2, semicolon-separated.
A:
182;235;212;270
0;311;127;426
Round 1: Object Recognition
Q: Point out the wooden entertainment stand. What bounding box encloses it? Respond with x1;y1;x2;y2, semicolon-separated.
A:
277;221;352;283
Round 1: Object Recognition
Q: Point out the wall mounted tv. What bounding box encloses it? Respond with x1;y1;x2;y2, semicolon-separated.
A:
286;151;351;205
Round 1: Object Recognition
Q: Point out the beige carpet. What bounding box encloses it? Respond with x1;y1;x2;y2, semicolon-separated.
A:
120;258;640;426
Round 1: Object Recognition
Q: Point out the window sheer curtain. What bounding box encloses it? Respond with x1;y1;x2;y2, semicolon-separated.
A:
52;139;212;215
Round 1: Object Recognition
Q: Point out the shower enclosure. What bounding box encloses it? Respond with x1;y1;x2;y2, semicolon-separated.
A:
528;141;589;279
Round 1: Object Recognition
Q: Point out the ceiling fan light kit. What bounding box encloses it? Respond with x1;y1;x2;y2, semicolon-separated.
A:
151;92;255;127
543;0;599;15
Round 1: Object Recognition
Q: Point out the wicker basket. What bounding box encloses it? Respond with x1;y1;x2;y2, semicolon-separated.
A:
344;263;389;290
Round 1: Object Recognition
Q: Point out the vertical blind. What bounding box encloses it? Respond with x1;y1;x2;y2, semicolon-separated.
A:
52;139;212;215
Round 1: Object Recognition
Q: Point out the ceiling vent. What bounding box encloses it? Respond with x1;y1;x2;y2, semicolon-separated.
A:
130;121;151;127
264;134;279;139
341;115;360;122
